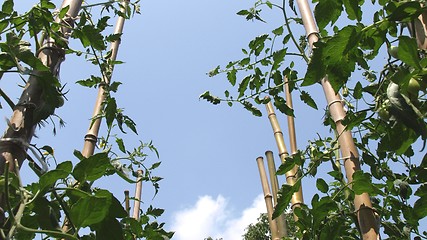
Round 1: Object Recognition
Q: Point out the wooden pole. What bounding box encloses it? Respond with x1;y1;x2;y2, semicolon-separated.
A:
295;1;379;239
284;77;298;156
256;157;280;240
62;1;129;234
265;151;288;238
82;0;129;158
125;190;130;216
265;98;304;217
132;170;144;220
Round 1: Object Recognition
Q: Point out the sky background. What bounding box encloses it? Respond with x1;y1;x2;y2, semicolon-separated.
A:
1;0;388;239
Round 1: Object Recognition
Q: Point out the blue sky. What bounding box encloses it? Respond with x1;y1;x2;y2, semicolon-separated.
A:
3;0;354;239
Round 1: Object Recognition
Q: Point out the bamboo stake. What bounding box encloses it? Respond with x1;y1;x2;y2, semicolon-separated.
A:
132;170;143;220
62;1;129;235
125;190;130;216
284;77;298;155
265;151;288;238
256;157;280;240
408;9;427;50
82;0;129;158
295;1;379;239
265;98;304;217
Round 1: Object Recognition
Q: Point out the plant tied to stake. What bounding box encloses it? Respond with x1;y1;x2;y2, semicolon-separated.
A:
203;0;427;239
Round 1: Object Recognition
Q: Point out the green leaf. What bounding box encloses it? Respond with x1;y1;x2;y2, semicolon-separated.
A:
303;42;326;86
272;26;283;36
73;152;111;182
59;5;70;19
96;217;123;240
70;193;111;228
316;178;329;193
277;159;295;175
76;75;102;88
236;9;250;16
273;96;294;117
353;81;363;99
272;182;300;219
272;48;287;70
414;195;427;219
388;1;422;22
249;34;269;56
238;75;251;98
73;150;84;161
79;25;106;50
2;0;13;14
39;166;70;192
300;91;318;110
105;97;117;128
398;36;421;70
352;171;381;195
342;0;362;21
314;0;343;30
147;205;165;217
116;138;126;153
227;68;237;86
242;101;262;117
199;91;220;105
109;82;122;92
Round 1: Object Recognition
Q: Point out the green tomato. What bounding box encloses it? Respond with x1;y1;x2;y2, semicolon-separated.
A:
377;107;390;121
57;96;64;108
408;78;421;95
388;45;399;59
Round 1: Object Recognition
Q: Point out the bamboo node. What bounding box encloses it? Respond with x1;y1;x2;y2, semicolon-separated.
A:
84;134;98;143
273;130;283;135
278;151;289;157
354;204;378;216
268;112;276;117
37;41;66;59
327;99;343;109
306;31;319;41
341;155;359;162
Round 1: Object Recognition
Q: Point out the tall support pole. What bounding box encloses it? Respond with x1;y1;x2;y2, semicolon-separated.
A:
82;0;129;158
265;98;304;219
132;170;144;220
265;151;288;238
125;190;130;216
296;1;379;239
62;1;129;235
256;157;280;240
284;77;298;156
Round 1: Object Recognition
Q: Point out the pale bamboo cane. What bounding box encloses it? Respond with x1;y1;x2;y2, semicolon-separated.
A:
408;8;427;50
295;1;379;239
132;170;144;220
82;0;129;158
256;157;280;240
265;151;288;238
125;190;130;216
62;1;129;234
284;77;298;156
265;98;304;218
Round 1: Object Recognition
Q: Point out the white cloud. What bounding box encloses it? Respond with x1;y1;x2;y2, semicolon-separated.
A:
170;194;266;240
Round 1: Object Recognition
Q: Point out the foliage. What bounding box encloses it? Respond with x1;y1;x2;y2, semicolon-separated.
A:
242;212;296;240
243;213;270;240
203;0;427;239
0;0;172;239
